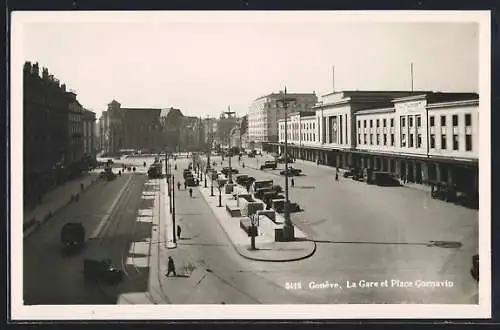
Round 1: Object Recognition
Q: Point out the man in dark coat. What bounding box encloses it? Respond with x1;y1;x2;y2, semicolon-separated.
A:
177;225;182;240
166;256;176;277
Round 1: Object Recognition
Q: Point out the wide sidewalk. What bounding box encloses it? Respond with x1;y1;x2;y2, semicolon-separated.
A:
23;171;99;238
199;171;315;262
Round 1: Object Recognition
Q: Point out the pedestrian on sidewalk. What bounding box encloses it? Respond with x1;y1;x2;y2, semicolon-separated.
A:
177;181;181;190
177;225;182;240
184;181;187;189
166;256;176;277
189;188;193;198
291;178;295;187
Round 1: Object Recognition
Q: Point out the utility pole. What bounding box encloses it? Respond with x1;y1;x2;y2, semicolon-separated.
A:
410;62;414;92
172;172;176;244
279;86;296;241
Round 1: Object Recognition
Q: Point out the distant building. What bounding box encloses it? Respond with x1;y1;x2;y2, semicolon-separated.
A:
105;100;162;154
248;91;317;150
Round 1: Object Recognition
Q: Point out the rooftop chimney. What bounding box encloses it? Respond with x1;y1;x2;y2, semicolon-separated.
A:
61;83;66;91
42;68;49;79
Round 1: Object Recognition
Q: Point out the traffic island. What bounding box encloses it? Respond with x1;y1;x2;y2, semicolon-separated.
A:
198;180;316;262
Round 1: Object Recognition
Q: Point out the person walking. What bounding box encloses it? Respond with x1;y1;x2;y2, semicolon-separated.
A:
177;225;182;240
189;188;193;198
184;181;187;190
291;178;295;187
177;181;181;190
166;256;176;277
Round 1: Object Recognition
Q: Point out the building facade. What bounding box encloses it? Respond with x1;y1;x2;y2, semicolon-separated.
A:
104;100;163;154
23;61;86;209
273;90;479;200
82;109;97;158
248;91;317;149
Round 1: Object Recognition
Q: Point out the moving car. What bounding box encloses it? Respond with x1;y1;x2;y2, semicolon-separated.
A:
83;258;124;285
60;222;85;252
148;163;163;179
279;167;302;176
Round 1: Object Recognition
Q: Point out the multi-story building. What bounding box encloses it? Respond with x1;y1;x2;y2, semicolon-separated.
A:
274;90;479;199
248;91;317;149
23;61;86;209
94;121;101;153
99;111;109;153
82;109;97;158
105;100;163;154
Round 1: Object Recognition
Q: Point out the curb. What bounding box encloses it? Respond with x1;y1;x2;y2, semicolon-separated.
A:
23;174;100;239
197;182;316;263
236;240;317;263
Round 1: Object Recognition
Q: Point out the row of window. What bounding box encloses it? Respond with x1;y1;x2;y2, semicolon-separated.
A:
358;131;473;151
358;118;395;129
357;113;473;129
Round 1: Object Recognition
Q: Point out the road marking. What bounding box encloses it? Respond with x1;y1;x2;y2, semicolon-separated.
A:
89;174;133;239
137;215;153;223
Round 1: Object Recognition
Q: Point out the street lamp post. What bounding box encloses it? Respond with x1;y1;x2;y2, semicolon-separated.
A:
172;172;176;244
211;172;215;196
278;86;296;241
228;126;238;185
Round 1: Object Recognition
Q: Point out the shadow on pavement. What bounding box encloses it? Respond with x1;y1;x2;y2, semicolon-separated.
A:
310;239;462;248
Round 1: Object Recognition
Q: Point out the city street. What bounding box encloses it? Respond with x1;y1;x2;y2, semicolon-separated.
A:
23;155;479;304
206;154;479;304
23;173;147;305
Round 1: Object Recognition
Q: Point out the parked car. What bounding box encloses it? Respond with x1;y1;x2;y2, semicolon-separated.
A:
221;167;239;176
279;167;302;176
373;172;401;186
431;182;457;202
343;167;360;178
260;161;277;170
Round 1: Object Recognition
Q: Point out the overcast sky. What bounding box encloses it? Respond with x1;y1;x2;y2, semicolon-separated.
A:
18;12;480;119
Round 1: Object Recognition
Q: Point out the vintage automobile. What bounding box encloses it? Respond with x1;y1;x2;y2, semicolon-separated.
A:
373;172;401;186
100;167;117;181
61;222;85;252
83;258;124;285
147;164;163;179
221;167;239;176
431;182;457;202
260;161;277;170
235;174;249;186
343;167;361;178
271;199;301;213
279;167;302;176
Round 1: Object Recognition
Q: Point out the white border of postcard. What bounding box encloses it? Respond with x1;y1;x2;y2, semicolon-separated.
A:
10;10;491;320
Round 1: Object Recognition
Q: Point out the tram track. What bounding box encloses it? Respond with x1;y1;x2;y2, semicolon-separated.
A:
85;174;148;303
